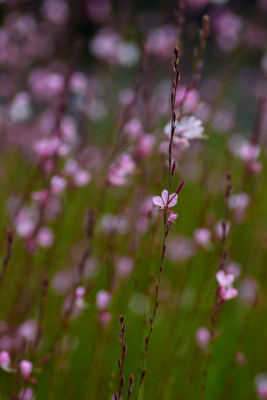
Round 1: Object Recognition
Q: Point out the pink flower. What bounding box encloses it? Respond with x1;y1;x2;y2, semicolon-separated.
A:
135;134;155;157
75;286;86;299
107;154;135;186
195;327;210;348
216;270;238;301
31;189;49;205
73;169;91;187
34;137;60;158
194;228;211;248
19;387;35;400
153;189;177;210
18;319;37;342
216;270;235;288
255;373;267;399
36;227;54;248
96;290;111;310
50;175;67;195
117;256;134;277
168;211;178;224
0;351;10;367
219;286;238;301
19;360;32;379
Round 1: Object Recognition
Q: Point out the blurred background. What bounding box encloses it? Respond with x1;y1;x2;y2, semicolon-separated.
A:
0;0;266;399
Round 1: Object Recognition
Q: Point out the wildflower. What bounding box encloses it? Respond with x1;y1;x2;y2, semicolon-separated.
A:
0;351;11;369
194;227;211;249
50;175;67;195
195;327;210;349
75;286;87;309
18;319;38;343
152;189;177;210
167;210;178;225
216;270;238;301
19;387;35;400
164;116;206;141
96;290;111;310
117;256;134;277
19;360;33;379
36;227;54;248
107;154;135;186
255;373;267;399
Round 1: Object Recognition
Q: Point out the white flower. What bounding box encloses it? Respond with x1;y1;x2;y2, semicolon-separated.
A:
164;116;206;141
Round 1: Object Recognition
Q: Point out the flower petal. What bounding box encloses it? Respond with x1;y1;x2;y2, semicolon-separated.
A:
168;193;178;207
161;190;169;205
153;196;164;207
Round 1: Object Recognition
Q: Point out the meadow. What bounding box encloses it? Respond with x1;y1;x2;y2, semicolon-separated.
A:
0;0;266;399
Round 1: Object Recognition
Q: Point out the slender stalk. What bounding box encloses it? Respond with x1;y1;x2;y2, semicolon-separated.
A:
135;46;181;400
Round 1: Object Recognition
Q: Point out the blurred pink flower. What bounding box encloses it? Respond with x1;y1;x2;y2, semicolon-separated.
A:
96;290;111;310
19;388;35;400
216;270;238;301
194;227;211;248
18;319;37;343
195;327;210;348
51;175;67;195
36;227;54;248
0;351;10;368
19;360;32;379
255;373;267;399
117;256;134;277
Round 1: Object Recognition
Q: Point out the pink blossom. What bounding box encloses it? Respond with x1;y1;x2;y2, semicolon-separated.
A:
36;227;54;248
0;351;10;367
19;388;35;400
195;327;210;348
31;189;49;205
168;211;178;224
194;228;211;248
119;88;134;106
117;256;134;277
107;154;135;186
34;137;60;158
135;134;155;158
216;270;235;288
146;25;178;59
75;286;86;299
219;286;238;301
216;270;238;301
225;262;242;278
96;290;111;310
15;209;35;239
19;360;32;379
124;118;143;138
18;319;37;342
73;169;91;187
255;373;267;399
98;311;112;326
69;72;88;93
50;175;67;195
101;214;129;235
42;0;70;25
153;189;178;210
238;277;258;307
